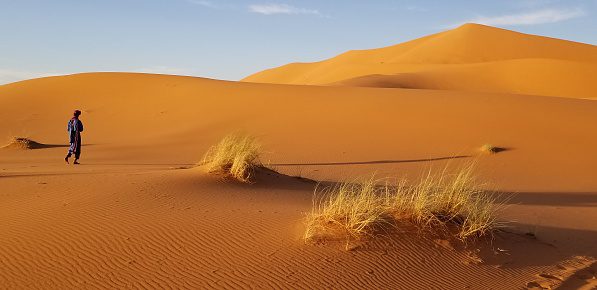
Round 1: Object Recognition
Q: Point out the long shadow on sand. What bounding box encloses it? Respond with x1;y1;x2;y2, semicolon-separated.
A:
477;224;597;289
0;172;105;178
78;163;195;166
556;260;597;290
483;225;596;266
1;143;96;150
44;143;96;149
32;144;71;149
270;155;471;166
1;144;71;149
351;222;597;270
501;191;597;207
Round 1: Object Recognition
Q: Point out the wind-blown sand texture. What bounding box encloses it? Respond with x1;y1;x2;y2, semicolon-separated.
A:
1;25;597;289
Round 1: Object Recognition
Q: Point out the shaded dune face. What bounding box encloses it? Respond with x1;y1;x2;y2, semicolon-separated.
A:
242;23;597;99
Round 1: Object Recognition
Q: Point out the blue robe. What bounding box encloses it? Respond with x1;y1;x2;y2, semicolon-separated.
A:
67;118;84;158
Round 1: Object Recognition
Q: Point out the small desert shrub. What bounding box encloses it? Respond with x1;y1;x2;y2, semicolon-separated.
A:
457;193;498;239
480;144;504;154
305;163;502;247
4;137;43;150
202;134;261;182
304;176;391;244
391;163;500;239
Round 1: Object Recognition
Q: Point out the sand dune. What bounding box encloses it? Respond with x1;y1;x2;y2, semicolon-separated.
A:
2;72;597;190
243;23;597;99
1;72;597;288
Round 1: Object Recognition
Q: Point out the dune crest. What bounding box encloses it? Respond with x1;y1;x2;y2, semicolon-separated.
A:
243;23;597;99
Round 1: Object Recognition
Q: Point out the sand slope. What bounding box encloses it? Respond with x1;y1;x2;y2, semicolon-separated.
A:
2;72;597;190
243;24;597;99
2;167;595;289
1;72;597;288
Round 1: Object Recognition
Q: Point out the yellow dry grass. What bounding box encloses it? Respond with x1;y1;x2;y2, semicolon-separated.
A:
3;137;43;150
304;176;390;244
480;144;500;154
391;163;500;239
305;162;503;246
202;134;261;182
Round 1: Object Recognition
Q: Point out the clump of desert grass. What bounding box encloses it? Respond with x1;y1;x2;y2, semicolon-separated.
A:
201;134;262;182
304;163;504;247
3;137;44;150
390;163;501;240
480;144;505;154
304;176;391;246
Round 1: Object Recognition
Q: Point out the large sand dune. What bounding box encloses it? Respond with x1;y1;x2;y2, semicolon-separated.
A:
243;24;597;99
2;72;596;190
1;72;597;288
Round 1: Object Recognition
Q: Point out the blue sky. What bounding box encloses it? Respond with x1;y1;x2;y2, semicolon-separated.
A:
1;0;596;84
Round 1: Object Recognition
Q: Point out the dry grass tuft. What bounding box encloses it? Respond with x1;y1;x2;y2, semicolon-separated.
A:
202;134;262;182
391;163;501;239
304;176;391;245
480;144;505;154
4;137;44;150
305;163;504;247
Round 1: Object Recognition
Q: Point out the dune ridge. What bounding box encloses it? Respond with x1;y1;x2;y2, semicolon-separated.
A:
242;23;597;99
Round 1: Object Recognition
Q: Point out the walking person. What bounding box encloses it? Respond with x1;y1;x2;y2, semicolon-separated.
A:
65;110;84;164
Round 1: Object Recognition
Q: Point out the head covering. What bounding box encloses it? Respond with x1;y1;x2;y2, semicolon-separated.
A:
74;110;82;117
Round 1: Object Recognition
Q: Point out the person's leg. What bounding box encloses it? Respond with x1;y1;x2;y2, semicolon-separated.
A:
73;137;81;164
65;143;74;164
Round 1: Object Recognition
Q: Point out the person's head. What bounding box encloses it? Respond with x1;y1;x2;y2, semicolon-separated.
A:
73;110;82;118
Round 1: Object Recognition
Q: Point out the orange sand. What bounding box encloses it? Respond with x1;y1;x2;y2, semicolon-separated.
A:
1;24;596;289
244;24;597;100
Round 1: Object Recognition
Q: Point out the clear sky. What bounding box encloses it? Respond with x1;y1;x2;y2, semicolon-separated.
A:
1;0;596;84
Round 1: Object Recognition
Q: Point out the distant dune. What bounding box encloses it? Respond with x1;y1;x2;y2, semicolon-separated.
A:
243;23;597;99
